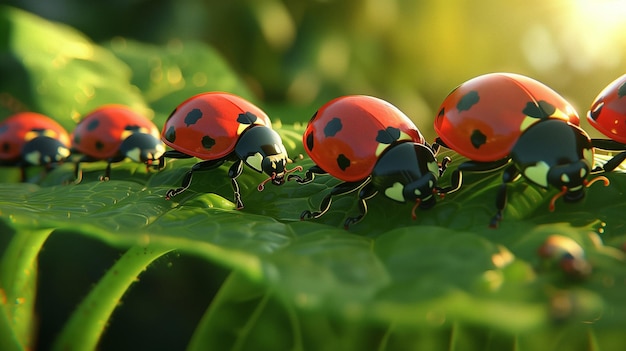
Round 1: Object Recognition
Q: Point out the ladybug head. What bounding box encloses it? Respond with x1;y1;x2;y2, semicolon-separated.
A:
235;126;302;191
119;133;166;164
373;143;441;219
22;134;71;167
512;120;609;211
257;153;303;190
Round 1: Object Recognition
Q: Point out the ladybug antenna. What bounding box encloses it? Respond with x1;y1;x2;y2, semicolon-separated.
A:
549;186;568;212
258;166;303;191
411;198;421;220
258;173;276;191
584;175;610;188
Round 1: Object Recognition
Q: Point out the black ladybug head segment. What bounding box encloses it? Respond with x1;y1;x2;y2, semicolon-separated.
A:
23;136;71;166
120;133;166;163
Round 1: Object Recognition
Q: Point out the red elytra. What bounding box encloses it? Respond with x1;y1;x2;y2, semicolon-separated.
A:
72;105;160;160
303;95;424;182
0;112;70;162
588;74;626;144
161;92;272;160
434;72;580;162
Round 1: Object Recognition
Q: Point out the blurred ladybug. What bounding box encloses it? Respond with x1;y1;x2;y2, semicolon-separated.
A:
289;95;449;229
0;112;71;181
587;74;626;172
160;92;301;209
71;105;165;181
538;235;591;279
434;73;609;227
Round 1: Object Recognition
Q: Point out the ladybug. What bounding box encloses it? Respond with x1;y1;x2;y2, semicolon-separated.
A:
160;92;301;209
0;112;71;181
434;73;609;227
289;95;449;229
71;105;165;181
587;74;626;172
538;235;591;279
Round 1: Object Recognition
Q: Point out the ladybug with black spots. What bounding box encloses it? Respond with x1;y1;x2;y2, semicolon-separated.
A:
160;92;301;209
0;112;71;181
538;235;591;279
71;105;165;181
289;95;449;229
587;74;626;172
434;73;609;227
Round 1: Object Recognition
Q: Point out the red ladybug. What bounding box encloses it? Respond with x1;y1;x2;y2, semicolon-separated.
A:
434;73;609;227
538;235;591;279
160;92;301;209
289;95;449;229
71;105;165;181
0;112;71;181
587;74;626;172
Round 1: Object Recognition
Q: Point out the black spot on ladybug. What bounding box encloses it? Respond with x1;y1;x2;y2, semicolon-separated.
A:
457;91;480;112
164;126;176;142
184;109;203;127
619;81;626;98
522;100;556;119
324;118;342;137
589;102;604;121
201;135;216;150
87;119;100;131
0;125;8;134
2;142;10;152
95;140;104;150
237;112;258;125
306;132;314;151
337;154;351;171
375;127;401;144
470;129;487;149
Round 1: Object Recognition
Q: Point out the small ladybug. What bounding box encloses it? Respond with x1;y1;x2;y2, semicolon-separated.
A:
0;112;71;181
289;95;449;229
538;235;591;279
160;92;301;209
587;74;626;172
434;73;609;227
71;105;165;181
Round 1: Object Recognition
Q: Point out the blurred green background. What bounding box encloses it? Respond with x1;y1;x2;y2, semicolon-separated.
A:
3;0;626;141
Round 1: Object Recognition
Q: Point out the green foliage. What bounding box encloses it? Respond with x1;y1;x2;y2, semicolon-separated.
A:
1;6;626;351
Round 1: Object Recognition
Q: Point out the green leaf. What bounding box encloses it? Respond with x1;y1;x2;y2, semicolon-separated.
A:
0;6;147;131
105;38;255;127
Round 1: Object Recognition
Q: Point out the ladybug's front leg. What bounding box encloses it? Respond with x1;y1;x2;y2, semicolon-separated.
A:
301;179;364;222
590;139;626;173
288;165;326;184
228;160;244;209
166;159;225;200
490;165;519;228
344;181;377;229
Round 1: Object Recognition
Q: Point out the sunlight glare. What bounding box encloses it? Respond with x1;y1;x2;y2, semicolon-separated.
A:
563;0;626;70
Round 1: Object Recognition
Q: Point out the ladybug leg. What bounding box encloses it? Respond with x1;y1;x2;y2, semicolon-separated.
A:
490;165;520;228
227;160;245;209
101;160;113;181
439;156;452;177
288;165;326;184
436;169;462;195
301;179;366;222
165;159;225;200
591;139;626;172
18;164;27;182
344;181;377;229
